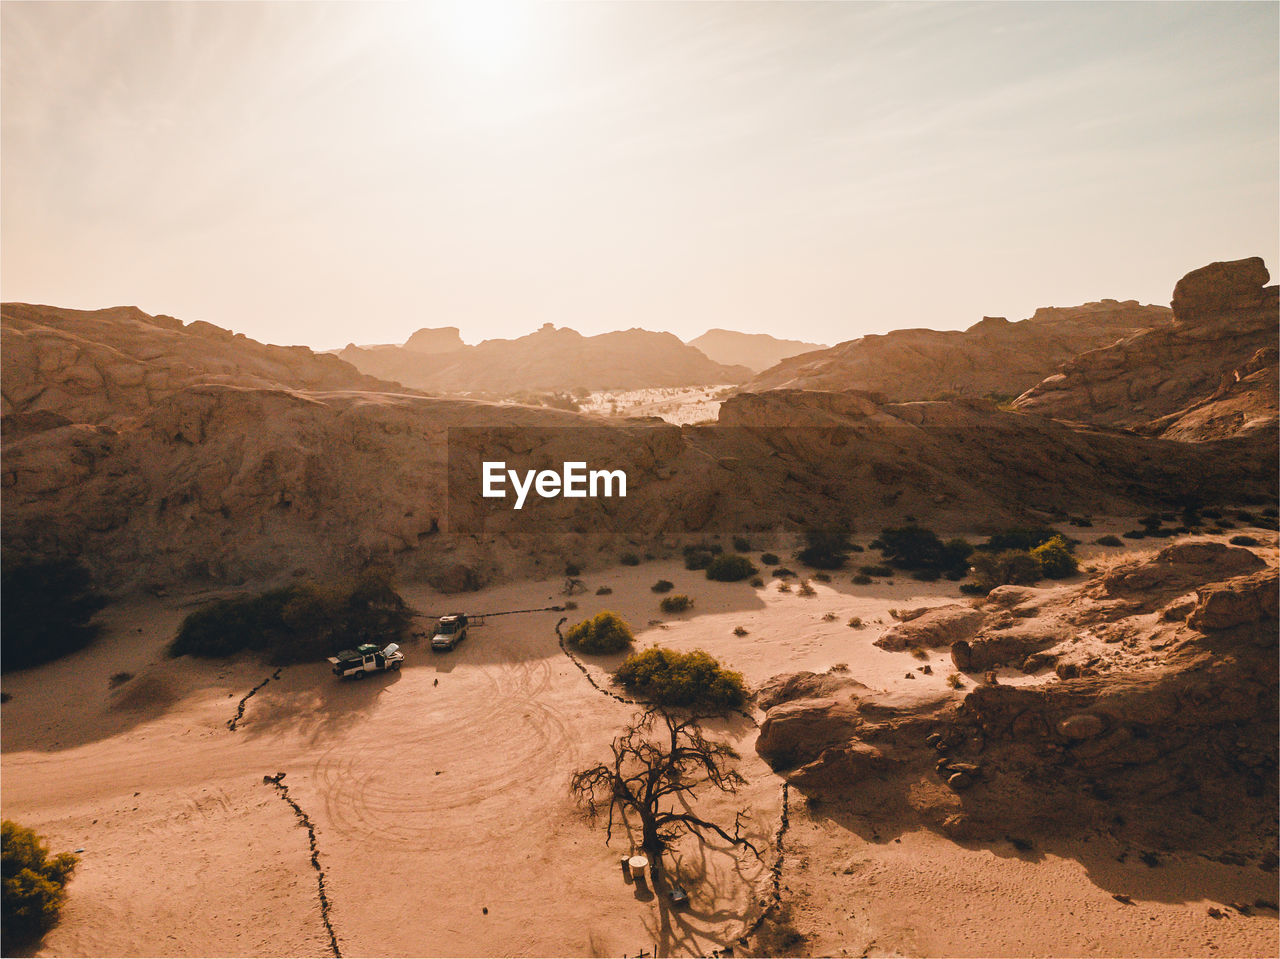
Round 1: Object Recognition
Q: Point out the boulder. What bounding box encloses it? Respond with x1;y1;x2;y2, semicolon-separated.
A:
1187;568;1279;631
1057;713;1107;740
875;605;986;651
789;741;890;788
755;697;863;770
1171;257;1270;322
756;671;869;710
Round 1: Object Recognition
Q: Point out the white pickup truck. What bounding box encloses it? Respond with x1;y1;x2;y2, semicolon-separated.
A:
328;642;403;679
430;614;469;651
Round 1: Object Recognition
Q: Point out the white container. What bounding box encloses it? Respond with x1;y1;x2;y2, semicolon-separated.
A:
628;855;648;880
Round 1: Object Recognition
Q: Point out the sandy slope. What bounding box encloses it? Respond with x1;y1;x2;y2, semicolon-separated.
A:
3;539;1276;957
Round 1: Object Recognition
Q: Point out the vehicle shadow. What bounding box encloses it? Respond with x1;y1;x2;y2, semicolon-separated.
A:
236;662;403;745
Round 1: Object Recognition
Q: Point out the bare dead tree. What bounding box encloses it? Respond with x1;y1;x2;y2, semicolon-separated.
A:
571;707;759;874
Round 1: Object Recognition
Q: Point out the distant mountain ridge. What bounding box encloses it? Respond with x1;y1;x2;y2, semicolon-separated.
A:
741;300;1174;400
338;322;751;393
688;329;827;373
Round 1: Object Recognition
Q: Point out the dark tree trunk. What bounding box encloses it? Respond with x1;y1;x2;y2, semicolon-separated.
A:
641;817;664;881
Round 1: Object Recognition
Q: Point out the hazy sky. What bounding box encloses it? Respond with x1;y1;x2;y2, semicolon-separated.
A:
3;1;1277;350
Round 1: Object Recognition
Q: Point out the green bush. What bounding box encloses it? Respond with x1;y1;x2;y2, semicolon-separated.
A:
772;567;796;578
565;562;582;577
614;646;747;711
1230;534;1260;547
564;611;635;654
651;579;675;593
659;595;693;614
851;573;873;585
1031;535;1078;578
760;553;780;566
859;564;893;578
2;559;107;672
1122;529;1146;539
705;554;758;582
2;820;78;953
980;527;1063;552
797;526;852;570
1095;535;1124;547
620;553;641;566
877;527;972;575
971;550;1043;591
958;582;987;596
170;570;411;664
732;536;752;553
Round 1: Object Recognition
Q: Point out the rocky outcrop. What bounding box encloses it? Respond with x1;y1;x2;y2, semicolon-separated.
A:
1013;258;1278;440
873;605;985;651
714;390;1275;527
337;323;753;394
1093;542;1265;607
1171;256;1272;321
686;329;826;373
3;303;1275;591
756;550;1279;855
1;303;399;428
741;300;1171;399
756;697;866;770
1187;567;1279;632
403;327;466;354
756;670;870;710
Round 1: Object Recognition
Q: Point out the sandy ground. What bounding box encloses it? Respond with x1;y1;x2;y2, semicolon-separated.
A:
3;526;1277;957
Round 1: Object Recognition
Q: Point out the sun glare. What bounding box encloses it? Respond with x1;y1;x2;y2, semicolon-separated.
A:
441;0;530;75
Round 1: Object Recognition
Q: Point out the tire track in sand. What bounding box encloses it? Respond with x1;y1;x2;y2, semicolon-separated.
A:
311;655;574;846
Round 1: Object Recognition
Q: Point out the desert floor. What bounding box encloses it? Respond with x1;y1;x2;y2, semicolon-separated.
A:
3;528;1277;957
579;386;730;424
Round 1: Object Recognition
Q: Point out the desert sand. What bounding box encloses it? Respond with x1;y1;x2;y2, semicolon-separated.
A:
4;526;1276;958
578;385;732;424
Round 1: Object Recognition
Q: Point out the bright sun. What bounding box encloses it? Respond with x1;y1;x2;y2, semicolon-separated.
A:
440;0;531;75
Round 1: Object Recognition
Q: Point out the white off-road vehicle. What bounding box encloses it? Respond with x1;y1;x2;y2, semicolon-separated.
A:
328;642;403;679
430;614;469;651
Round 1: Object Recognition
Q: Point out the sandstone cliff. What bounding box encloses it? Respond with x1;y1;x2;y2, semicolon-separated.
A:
741;300;1172;399
1012;258;1278;440
2;303;401;429
4;374;1274;591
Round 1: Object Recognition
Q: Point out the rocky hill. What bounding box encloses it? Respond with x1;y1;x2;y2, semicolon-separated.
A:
3;369;1273;592
337;323;752;394
1011;258;1278;441
741;301;1172;399
687;329;827;373
2;276;1275;593
755;540;1278;855
2;303;400;429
